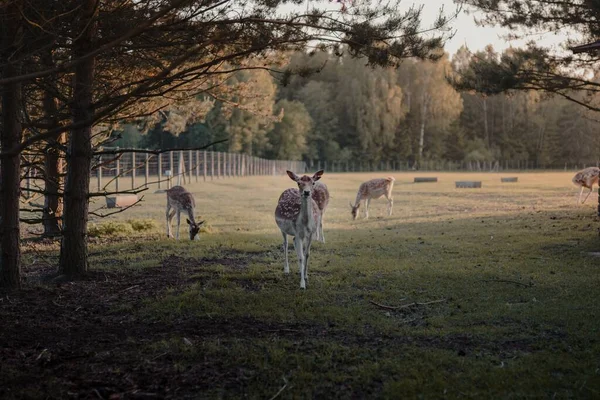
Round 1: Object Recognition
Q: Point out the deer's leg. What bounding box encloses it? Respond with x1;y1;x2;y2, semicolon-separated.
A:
578;186;584;204
176;210;181;240
282;232;289;274
293;236;306;289
318;214;325;243
583;187;593;204
166;205;174;238
364;199;370;219
304;236;312;285
388;196;393;216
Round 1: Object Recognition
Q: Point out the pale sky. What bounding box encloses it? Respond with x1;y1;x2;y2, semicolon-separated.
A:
281;1;574;56
412;0;571;56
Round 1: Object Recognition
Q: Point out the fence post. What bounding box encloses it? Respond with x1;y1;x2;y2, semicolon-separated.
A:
195;150;199;182
115;154;120;192
178;150;184;186
217;152;221;178
203;151;207;182
234;153;238;177
211;151;215;180
188;150;193;184
131;152;136;190
169;151;174;188
144;153;149;188
97;156;102;191
158;153;162;189
227;152;230;178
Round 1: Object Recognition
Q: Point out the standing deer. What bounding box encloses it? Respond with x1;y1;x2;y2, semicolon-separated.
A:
166;186;204;240
349;177;395;220
572;167;600;204
275;170;324;289
312;180;329;243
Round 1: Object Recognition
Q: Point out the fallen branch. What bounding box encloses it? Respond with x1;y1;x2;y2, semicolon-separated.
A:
369;299;447;311
268;377;289;400
480;279;533;287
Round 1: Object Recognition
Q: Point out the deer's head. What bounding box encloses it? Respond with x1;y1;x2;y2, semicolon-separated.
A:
349;201;360;220
287;170;324;198
186;218;205;240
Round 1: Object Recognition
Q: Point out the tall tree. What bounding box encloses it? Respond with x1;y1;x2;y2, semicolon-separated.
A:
336;55;405;162
399;55;463;166
58;0;98;276
455;0;600;111
267;100;312;160
0;2;23;289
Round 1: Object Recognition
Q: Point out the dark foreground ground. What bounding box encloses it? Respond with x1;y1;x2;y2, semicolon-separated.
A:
2;202;600;398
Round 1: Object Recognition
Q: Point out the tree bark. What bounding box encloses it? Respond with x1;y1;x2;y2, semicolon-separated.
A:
58;0;97;276
41;51;65;237
0;7;23;290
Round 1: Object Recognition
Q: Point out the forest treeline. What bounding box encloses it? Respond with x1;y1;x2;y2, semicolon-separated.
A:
116;46;600;168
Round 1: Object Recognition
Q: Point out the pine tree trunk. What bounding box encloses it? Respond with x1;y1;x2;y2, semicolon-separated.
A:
0;8;23;290
58;0;96;276
41;51;64;237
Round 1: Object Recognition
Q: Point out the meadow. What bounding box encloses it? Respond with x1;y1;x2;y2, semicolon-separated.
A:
3;172;600;399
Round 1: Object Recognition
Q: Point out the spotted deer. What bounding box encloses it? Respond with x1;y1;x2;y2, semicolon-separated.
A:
166;186;204;240
572;167;600;204
349;177;395;219
275;170;324;289
312;180;330;243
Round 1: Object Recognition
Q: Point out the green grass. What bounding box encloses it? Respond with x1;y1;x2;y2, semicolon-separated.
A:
28;172;600;397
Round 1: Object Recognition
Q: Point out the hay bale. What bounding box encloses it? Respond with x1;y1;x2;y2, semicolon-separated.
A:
501;177;518;183
106;194;139;208
414;177;438;183
455;181;482;189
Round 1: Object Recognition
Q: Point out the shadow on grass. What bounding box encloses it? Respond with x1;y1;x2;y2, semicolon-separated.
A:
2;207;599;399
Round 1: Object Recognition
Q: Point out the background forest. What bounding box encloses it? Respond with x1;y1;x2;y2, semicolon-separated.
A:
115;46;600;169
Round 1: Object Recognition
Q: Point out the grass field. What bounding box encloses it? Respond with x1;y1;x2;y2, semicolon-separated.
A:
4;172;600;399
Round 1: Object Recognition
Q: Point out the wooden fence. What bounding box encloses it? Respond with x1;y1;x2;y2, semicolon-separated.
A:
91;149;307;192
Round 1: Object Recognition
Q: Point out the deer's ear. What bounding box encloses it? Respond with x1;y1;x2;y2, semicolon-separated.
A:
198;220;205;226
313;170;324;181
186;218;192;225
286;170;298;181
349;201;354;209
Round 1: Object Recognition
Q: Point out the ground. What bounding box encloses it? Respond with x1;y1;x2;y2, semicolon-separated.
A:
2;172;600;399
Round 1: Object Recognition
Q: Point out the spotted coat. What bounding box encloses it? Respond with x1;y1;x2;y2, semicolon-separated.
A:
312;181;330;214
166;186;202;239
350;177;395;219
572;167;600;189
275;188;320;228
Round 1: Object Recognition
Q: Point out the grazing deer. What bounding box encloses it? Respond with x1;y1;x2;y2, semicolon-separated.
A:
275;170;324;289
572;167;600;204
166;186;204;240
312;180;329;243
349;177;395;219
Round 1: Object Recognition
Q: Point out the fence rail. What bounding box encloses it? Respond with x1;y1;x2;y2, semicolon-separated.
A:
306;159;600;173
16;148;600;198
91;149;307;192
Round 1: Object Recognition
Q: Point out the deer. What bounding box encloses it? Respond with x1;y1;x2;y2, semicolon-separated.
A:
275;170;324;289
312;180;330;243
349;177;395;220
572;167;600;204
165;186;204;240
